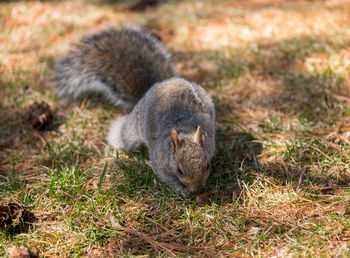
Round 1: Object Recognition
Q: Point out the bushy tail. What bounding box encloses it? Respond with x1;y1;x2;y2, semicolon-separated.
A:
50;25;176;110
51;54;135;109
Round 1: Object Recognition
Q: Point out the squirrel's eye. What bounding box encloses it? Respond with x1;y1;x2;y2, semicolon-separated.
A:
177;167;183;175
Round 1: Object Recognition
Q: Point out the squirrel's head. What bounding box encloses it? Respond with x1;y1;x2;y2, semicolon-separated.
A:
170;126;210;194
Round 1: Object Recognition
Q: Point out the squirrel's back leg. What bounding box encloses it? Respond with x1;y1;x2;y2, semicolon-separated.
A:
107;113;143;151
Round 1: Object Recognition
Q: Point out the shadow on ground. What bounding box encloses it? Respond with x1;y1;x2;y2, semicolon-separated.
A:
171;32;350;195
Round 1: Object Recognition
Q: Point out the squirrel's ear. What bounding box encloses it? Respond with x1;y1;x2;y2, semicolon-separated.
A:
171;128;180;152
194;126;203;146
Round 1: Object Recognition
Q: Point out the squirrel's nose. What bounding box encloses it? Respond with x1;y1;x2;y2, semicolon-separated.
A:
191;187;205;195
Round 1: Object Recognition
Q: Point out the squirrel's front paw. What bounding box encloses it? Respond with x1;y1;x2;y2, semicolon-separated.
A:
158;173;191;197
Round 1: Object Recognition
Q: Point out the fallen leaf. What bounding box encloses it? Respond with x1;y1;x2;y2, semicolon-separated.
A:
7;246;39;258
196;192;214;203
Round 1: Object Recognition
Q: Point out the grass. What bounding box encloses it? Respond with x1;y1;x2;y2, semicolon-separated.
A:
1;0;350;256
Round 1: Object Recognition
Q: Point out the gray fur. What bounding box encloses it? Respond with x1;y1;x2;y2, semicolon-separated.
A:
107;78;216;196
51;25;176;109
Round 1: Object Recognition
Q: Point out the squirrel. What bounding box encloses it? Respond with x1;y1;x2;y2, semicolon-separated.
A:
51;25;216;196
107;77;216;196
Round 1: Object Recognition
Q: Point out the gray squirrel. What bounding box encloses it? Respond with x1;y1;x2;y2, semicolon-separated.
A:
52;25;216;196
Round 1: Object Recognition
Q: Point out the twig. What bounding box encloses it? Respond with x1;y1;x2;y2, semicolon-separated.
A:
309;145;333;161
110;215;177;256
80;94;89;111
145;217;179;240
110;215;214;256
296;168;306;191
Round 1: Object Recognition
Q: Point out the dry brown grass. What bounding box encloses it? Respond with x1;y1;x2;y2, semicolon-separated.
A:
1;0;350;256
